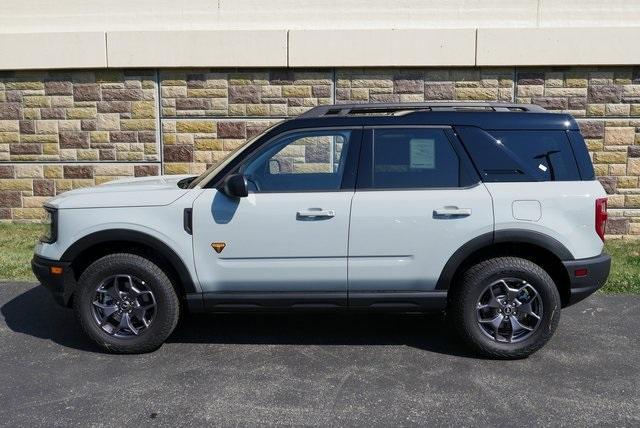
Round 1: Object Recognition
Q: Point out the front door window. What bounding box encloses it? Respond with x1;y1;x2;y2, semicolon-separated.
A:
240;130;354;192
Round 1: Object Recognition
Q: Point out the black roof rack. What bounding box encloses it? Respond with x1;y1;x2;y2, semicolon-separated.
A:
298;102;547;118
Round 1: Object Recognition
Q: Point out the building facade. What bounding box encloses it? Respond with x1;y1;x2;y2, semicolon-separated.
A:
1;1;640;237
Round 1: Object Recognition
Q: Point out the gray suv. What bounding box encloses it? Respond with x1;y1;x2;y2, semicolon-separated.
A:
32;102;611;358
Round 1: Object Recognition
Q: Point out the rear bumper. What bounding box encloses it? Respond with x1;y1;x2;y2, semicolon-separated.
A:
562;253;611;306
31;255;75;307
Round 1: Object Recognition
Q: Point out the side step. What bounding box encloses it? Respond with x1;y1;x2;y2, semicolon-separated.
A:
349;291;448;312
186;291;447;313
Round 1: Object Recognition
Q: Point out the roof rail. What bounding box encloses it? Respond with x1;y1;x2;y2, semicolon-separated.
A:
298;102;547;118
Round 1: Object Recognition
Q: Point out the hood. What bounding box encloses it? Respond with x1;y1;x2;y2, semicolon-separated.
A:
46;175;196;209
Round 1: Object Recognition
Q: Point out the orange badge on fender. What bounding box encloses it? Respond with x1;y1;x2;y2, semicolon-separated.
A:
211;242;226;254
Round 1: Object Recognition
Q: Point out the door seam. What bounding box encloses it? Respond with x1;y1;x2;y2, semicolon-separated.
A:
346;191;355;304
346;126;366;305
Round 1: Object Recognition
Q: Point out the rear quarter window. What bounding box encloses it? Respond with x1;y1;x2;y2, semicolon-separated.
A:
488;130;581;181
455;126;583;182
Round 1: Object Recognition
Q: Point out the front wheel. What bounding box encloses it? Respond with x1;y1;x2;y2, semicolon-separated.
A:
450;257;561;359
74;253;180;353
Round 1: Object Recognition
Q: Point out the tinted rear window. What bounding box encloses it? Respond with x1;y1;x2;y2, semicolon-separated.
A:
456;126;582;182
488;130;580;181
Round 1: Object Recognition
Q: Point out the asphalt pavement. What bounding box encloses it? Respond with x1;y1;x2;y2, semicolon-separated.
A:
0;282;638;427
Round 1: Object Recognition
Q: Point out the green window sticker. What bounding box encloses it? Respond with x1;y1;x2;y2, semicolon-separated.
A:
409;138;435;169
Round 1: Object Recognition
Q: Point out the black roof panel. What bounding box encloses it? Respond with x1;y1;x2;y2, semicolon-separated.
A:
281;109;578;132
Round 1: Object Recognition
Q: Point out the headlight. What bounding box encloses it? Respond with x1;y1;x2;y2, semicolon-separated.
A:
40;207;58;243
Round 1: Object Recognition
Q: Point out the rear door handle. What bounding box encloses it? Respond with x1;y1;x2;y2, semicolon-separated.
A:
433;207;472;218
297;208;336;219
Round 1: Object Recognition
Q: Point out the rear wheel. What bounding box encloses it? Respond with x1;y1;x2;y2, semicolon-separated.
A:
450;257;561;359
74;253;180;353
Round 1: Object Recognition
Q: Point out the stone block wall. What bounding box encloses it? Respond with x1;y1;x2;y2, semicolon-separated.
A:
161;119;279;175
335;68;514;103
159;69;333;117
1;66;639;237
0;70;159;162
0;69;161;220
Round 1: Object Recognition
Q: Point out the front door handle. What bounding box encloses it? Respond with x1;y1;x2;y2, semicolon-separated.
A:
433;207;472;218
297;208;336;219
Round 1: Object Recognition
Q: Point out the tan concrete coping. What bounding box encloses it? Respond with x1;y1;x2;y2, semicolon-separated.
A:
106;30;288;67
0;32;106;70
2;27;640;70
477;27;640;66
288;29;477;67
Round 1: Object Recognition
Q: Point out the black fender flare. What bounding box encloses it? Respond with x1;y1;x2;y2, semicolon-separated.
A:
435;229;574;290
61;229;197;293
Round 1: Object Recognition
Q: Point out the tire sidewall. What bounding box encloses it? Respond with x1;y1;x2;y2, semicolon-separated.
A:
74;254;179;353
458;258;561;356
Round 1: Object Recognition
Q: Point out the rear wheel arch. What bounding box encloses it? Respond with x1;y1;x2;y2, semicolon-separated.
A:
437;230;572;306
62;229;197;299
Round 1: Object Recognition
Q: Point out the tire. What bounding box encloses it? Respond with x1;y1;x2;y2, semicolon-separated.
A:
449;257;561;359
74;253;180;354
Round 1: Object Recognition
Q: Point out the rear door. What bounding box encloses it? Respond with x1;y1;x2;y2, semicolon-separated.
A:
347;126;494;294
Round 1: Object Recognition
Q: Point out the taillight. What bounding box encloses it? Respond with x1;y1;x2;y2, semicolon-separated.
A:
595;197;608;242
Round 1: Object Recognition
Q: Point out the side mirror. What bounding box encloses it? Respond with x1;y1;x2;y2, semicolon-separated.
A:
222;173;248;198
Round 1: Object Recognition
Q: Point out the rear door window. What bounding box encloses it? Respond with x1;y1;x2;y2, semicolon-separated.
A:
358;128;468;189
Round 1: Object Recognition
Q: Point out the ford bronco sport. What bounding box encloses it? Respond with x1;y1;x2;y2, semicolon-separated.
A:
32;102;611;358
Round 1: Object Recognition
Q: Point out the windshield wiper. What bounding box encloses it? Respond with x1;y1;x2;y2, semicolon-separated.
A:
534;150;561;181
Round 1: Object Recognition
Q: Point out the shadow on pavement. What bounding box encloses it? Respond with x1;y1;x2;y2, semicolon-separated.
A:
2;284;475;357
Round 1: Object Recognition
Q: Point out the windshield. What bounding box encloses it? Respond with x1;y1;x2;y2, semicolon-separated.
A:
187;122;281;189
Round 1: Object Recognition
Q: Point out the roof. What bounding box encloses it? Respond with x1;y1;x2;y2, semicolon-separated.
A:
298;102;547;117
284;102;578;131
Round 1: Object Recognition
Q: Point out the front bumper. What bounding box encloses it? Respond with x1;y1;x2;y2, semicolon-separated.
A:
562;253;611;306
31;255;75;307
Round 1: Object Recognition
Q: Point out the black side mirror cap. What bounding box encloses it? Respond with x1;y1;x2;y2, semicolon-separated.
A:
222;173;248;198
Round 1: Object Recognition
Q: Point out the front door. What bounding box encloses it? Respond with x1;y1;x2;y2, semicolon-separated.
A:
348;127;494;293
192;128;362;301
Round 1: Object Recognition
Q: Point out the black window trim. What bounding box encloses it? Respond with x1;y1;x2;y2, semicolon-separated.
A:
355;125;481;192
566;130;595;181
216;126;364;194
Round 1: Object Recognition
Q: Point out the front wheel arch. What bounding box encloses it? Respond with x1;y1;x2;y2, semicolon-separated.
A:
63;229;198;300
